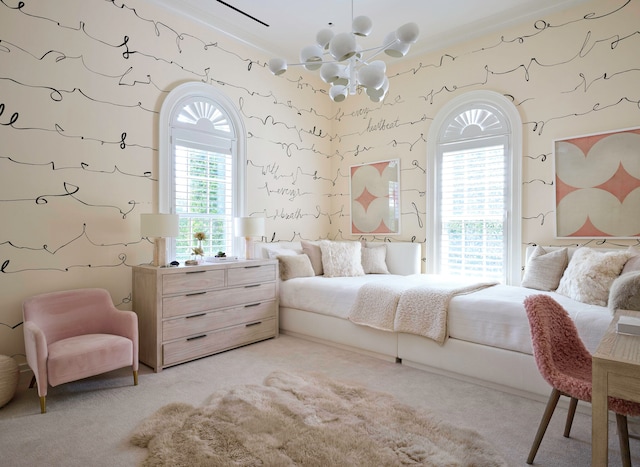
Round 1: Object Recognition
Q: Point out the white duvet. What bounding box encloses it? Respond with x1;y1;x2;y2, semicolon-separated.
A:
279;274;612;355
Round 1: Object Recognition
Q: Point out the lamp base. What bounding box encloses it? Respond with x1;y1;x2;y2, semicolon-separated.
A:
153;237;167;267
244;237;253;260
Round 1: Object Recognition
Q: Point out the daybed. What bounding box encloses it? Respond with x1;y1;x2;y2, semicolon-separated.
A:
255;241;640;399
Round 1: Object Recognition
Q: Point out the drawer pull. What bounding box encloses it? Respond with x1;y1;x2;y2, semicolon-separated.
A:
246;322;262;327
244;284;260;289
186;313;206;319
186;291;206;297
244;265;261;269
187;334;207;341
186;270;206;274
245;303;261;308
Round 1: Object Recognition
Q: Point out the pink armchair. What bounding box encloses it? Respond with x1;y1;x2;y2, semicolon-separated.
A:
23;288;139;413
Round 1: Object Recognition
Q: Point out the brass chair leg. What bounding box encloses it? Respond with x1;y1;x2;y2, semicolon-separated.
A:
616;414;631;467
133;370;138;386
563;397;578;438
527;388;561;464
39;396;46;414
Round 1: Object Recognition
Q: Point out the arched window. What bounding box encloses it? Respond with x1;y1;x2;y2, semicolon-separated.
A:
426;91;522;284
159;82;246;262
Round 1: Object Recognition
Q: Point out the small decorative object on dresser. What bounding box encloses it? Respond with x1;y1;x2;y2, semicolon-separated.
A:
132;259;279;372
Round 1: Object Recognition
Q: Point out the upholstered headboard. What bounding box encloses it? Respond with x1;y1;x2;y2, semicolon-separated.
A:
254;241;421;275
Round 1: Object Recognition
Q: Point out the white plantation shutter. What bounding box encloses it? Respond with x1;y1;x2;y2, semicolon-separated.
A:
439;141;506;279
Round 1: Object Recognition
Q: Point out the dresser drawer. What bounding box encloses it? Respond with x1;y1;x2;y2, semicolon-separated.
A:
162;301;277;341
228;264;276;286
163;318;276;367
162;269;225;295
163;282;276;318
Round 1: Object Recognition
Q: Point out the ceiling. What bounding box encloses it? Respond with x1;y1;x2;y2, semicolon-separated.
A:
150;0;589;62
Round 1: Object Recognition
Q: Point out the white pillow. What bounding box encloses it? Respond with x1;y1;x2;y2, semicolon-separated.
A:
556;248;632;306
521;246;568;291
361;244;390;274
277;255;315;281
319;241;365;278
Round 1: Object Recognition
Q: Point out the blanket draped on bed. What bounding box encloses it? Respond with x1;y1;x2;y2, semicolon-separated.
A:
348;276;497;344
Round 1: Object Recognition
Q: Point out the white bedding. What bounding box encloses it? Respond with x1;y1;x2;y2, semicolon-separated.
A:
279;274;612;355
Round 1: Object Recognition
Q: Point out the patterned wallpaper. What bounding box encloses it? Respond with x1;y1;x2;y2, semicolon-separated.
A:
1;0;639;360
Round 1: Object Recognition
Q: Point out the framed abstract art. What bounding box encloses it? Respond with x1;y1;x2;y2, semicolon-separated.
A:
350;159;400;235
554;126;640;238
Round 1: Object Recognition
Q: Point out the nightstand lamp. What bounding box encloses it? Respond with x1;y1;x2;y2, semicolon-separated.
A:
234;216;265;260
140;213;179;267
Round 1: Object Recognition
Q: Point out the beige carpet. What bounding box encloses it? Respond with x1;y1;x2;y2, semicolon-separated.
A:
131;369;507;466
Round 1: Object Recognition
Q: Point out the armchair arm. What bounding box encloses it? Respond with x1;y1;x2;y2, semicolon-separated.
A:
23;321;49;397
106;308;139;371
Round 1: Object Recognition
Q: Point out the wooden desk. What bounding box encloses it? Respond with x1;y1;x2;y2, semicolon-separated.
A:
592;309;640;466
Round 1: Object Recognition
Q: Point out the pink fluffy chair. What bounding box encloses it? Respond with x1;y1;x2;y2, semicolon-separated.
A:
23;288;139;413
524;294;640;466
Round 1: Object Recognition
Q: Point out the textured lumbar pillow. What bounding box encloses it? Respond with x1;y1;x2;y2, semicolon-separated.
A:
609;271;640;313
521;246;568;291
361;244;390;274
556;247;632;306
277;254;315;281
319;241;365;277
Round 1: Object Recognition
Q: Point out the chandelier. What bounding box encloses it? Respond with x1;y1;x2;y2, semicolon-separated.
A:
267;4;419;103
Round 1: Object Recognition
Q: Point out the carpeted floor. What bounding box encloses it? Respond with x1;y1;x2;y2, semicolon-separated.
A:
1;333;638;466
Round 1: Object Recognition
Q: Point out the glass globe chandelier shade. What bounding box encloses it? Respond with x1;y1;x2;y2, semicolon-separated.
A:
267;4;419;103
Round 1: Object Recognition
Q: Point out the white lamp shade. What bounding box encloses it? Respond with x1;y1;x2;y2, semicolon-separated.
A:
366;76;389;102
329;85;348;102
140;213;179;238
320;62;341;83
352;15;373;37
234;217;265;238
329;32;357;61
316;28;334;49
358;62;385;90
300;44;324;70
396;22;419;44
383;32;410;57
334;65;350;86
268;57;287;75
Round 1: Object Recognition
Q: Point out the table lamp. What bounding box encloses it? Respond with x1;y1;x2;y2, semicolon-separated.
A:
234;216;265;260
140;213;179;267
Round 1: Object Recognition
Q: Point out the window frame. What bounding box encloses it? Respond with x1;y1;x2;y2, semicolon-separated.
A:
159;82;247;260
426;90;522;285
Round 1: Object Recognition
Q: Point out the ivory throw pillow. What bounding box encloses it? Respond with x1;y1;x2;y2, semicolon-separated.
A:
301;241;323;276
361;245;389;274
319;241;365;278
521;246;568;291
556;248;632;306
277;255;315;281
609;271;640;313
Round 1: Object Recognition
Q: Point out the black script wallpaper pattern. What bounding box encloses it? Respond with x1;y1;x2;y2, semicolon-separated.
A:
1;0;639;360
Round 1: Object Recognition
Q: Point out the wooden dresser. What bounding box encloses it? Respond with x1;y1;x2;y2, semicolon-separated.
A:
132;259;278;372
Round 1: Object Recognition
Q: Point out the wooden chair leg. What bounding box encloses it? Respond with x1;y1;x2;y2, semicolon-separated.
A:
616;413;631;467
563;397;578;438
527;388;561;464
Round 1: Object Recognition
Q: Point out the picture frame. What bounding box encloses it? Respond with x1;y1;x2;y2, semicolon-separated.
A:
350;159;400;235
554;126;640;238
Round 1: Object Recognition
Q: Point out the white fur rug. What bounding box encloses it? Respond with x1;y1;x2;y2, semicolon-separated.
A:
131;370;507;466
